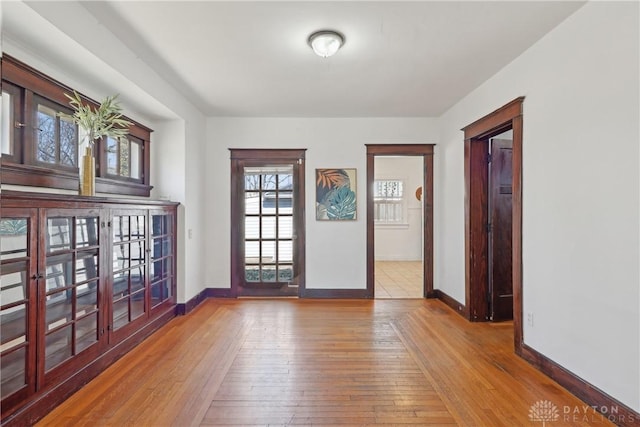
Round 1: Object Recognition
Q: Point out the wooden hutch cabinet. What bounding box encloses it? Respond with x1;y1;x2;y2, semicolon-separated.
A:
0;191;178;426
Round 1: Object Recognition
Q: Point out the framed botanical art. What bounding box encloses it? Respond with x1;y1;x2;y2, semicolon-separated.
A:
315;168;357;220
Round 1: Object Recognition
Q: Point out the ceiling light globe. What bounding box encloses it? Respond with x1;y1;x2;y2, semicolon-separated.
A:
308;31;344;58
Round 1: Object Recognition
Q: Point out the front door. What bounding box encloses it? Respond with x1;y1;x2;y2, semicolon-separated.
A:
230;149;305;297
488;138;513;320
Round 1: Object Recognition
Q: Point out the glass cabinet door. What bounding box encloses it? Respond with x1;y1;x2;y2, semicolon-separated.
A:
111;213;147;333
0;210;37;405
43;213;101;374
150;211;175;309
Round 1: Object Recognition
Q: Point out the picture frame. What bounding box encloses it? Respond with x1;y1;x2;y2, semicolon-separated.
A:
315;168;357;220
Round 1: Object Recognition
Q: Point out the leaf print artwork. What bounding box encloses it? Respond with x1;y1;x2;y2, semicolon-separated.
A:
315;168;357;220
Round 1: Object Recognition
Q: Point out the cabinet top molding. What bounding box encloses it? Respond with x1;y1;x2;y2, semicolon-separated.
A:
1;190;180;207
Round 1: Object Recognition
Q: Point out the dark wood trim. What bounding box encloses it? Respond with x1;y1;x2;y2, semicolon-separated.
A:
229;148;307;161
0;190;176;208
433;289;467;317
229;149;306;298
461;97;524;138
1;54;152;133
175;288;209;315
462;97;524;330
518;344;640;426
1;54;153;197
511;115;524;349
2;307;176;427
365;144;435;299
300;288;371;299
206;288;236;298
464;138;490;321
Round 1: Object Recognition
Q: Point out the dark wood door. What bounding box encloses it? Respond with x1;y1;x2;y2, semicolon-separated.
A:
489;138;513;321
230;150;306;297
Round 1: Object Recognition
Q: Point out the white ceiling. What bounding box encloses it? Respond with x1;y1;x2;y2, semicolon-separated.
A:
4;1;585;118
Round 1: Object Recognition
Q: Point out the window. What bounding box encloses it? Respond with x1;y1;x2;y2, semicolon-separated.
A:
35;96;78;169
105;135;143;181
1;82;22;162
374;179;404;223
1;54;152;196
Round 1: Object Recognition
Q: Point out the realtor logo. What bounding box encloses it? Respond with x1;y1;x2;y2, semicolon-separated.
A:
529;400;560;426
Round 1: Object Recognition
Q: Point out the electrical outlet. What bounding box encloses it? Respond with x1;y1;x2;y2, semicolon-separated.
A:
527;312;534;327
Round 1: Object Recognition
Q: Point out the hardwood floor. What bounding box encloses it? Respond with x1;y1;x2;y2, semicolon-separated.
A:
37;299;611;426
375;261;423;298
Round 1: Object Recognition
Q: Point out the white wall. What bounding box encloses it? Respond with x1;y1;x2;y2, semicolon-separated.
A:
374;156;423;261
206;117;438;290
437;1;639;412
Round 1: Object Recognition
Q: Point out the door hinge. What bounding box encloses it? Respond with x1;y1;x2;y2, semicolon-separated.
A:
486;222;492;233
487;153;492;163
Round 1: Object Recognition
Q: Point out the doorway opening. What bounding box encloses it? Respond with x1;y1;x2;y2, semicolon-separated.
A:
462;97;524;349
230;149;306;297
366;144;435;299
373;156;424;298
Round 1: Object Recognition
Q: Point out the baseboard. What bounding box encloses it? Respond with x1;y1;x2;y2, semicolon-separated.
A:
516;344;639;426
176;288;208;315
301;288;372;298
176;288;236;315
433;289;467;317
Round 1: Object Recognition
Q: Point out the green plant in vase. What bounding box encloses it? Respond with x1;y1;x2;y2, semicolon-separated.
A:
58;91;132;196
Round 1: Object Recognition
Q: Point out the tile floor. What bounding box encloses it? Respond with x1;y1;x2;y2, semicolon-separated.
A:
375;260;423;298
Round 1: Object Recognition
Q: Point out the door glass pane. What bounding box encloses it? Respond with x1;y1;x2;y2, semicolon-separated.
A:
46;289;72;330
0;304;26;352
150;281;166;307
114;244;130;270
261;266;276;282
130;241;145;266
76;282;98;316
245;217;259;239
131;215;145;238
278;241;293;262
129;242;144;267
75;313;98;353
131;290;145;319
261;217;276;239
76;217;98;247
152;215;168;236
279;266;293;282
113;270;129;298
131;268;145;292
45;325;72;371
278;217;293;239
242;165;295;286
1;347;26;397
245;192;260;214
46;256;73;291
113;216;128;242
1;219;28;260
76;251;98;282
261;241;275;263
113;298;129;330
47;218;72;252
245;267;259;282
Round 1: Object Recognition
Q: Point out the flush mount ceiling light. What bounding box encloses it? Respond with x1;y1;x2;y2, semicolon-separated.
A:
308;30;345;58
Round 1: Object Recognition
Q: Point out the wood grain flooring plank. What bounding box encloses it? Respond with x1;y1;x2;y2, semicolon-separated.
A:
36;298;612;426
